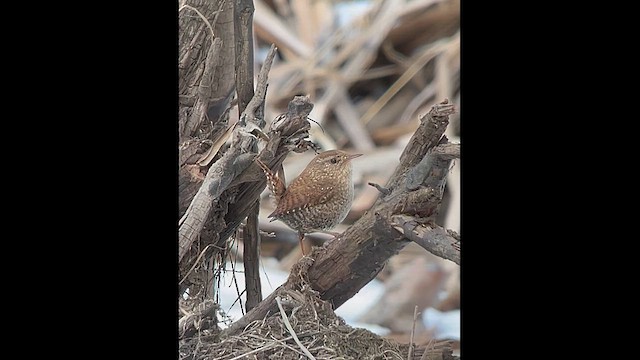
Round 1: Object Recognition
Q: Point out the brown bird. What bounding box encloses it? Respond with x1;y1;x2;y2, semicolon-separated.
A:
256;150;362;256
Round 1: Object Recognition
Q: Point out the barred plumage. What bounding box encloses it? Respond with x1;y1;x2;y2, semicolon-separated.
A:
257;150;362;255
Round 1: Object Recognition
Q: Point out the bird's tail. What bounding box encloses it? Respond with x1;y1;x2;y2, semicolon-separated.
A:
256;159;286;201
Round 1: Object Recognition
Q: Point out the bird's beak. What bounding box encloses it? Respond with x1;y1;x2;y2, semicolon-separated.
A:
347;153;363;161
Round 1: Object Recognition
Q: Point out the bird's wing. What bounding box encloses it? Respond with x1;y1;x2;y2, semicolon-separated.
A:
268;174;338;218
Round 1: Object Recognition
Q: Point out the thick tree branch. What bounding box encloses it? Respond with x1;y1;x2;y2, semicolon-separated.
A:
183;37;223;137
233;0;261;312
178;0;237;217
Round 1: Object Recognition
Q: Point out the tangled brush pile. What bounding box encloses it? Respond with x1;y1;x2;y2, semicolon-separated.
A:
192;283;405;360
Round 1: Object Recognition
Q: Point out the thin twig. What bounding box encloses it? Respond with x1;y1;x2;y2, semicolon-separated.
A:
368;182;391;196
276;296;316;360
228;250;245;315
408;305;419;360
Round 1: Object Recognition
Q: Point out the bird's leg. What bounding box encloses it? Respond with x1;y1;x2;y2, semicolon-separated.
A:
298;231;306;256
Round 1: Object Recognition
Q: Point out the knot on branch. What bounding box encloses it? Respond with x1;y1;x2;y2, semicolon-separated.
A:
393;187;441;219
270;96;313;135
406;143;460;191
268;95;317;153
424;98;456;120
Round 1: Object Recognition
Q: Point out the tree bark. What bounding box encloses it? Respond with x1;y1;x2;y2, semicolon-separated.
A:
232;0;262;312
179;0;237;221
243;200;262;312
178;0;236;136
234;0;255;117
222;99;460;336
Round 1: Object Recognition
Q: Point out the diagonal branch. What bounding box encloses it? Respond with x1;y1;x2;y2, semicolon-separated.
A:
390;215;460;265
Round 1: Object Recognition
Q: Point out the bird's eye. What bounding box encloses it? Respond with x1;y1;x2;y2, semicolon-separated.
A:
330;157;338;164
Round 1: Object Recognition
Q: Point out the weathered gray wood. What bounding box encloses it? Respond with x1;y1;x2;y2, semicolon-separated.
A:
178;0;237;221
233;0;261;313
243;200;262;312
178;0;235;138
208;0;236;119
178;45;278;263
391;214;460;265
183;37;222;137
234;0;255;117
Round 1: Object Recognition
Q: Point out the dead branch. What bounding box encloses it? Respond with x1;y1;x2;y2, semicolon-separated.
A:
234;0;255;116
178;0;238;218
183;37;223;137
361;33;459;126
243;201;262;312
178;44;278;262
408;305;419;360
233;0;262;313
391;215;460;265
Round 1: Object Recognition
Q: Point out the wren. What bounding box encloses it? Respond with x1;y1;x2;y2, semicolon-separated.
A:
257;150;362;256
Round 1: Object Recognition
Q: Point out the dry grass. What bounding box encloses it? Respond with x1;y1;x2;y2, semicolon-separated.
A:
188;286;407;360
